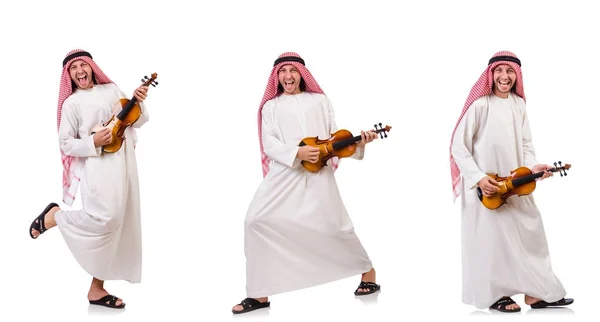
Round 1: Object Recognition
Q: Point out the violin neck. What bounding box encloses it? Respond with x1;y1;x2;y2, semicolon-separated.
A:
331;135;362;150
116;97;138;121
331;128;386;150
511;168;558;187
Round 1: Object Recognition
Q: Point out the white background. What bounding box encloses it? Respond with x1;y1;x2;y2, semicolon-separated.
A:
0;0;597;321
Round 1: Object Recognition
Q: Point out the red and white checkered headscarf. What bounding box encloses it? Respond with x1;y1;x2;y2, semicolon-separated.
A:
57;49;114;206
257;52;340;177
449;51;525;200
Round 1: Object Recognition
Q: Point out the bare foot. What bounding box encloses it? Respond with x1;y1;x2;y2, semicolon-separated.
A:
356;267;377;293
504;302;521;311
232;297;268;313
525;294;541;305
490;297;521;312
30;204;60;239
87;278;124;307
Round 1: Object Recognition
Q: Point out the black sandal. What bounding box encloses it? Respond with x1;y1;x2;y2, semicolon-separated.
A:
530;297;574;309
29;202;59;239
489;297;521;313
354;281;381;296
232;298;270;314
89;294;126;309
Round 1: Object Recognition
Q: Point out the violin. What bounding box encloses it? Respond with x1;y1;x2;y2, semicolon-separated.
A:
298;122;391;172
477;161;571;210
91;73;158;153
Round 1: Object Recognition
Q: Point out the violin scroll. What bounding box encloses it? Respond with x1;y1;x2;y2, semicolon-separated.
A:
553;161;570;177
141;73;159;88
374;123;392;139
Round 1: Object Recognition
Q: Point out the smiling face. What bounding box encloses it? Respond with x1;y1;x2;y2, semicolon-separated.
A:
492;64;516;98
68;59;94;90
277;64;302;94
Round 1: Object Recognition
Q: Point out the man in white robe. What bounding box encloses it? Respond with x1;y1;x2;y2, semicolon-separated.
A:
450;51;573;312
232;52;381;314
29;49;151;309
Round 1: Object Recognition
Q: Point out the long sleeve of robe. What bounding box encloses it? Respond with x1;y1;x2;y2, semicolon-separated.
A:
451;99;488;191
261;104;301;168
244;92;373;298
521;109;539;170
54;83;148;283
451;93;566;309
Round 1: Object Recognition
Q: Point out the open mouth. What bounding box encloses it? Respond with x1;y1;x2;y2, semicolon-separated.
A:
77;74;88;85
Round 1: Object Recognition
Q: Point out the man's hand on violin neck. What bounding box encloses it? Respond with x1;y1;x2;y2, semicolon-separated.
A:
134;85;149;102
357;130;378;147
531;164;553;179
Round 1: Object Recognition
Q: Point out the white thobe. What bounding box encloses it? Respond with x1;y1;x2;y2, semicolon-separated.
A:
54;83;148;283
451;92;566;309
244;92;373;298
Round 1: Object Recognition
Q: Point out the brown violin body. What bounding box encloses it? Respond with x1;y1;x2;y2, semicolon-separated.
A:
298;123;391;172
91;73;158;153
477;162;571;210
